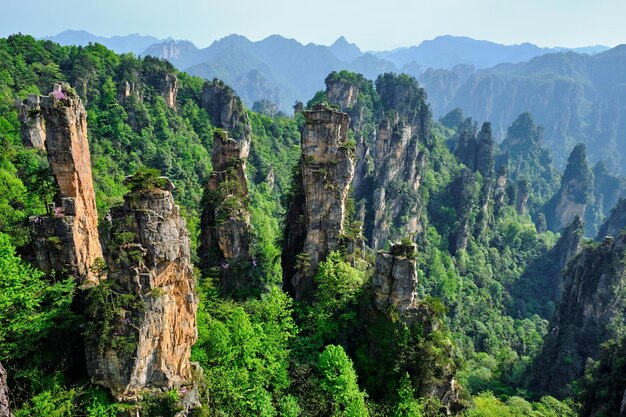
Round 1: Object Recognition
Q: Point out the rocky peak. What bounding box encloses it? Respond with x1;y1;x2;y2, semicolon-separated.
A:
16;95;46;150
455;121;495;179
596;198;626;240
199;129;253;294
142;58;179;109
371;110;426;247
547;144;594;232
26;83;103;284
282;104;355;299
549;216;584;300
201;78;251;156
372;242;418;313
0;362;12;417
326;75;360;109
449;167;480;253
86;179;198;402
533;230;626;397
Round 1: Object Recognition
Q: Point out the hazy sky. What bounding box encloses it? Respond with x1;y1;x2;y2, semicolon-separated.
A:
2;0;625;50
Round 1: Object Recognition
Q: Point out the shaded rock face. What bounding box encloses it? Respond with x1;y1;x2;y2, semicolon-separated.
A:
534;233;626;398
547;144;593;232
87;186;197;401
283;105;354;299
16;95;46;150
199;80;254;294
144;69;178;109
0;362;12;417
448;168;479;253
372;243;418;313
372;113;426;248
26;84;102;284
201;78;251;157
597;198;626;240
199;130;252;293
549;216;584;301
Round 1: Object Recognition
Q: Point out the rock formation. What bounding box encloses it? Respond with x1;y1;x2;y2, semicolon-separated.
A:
370;242;464;415
199;130;253;293
16;95;46;150
86;179;197;402
533;230;626;397
201;78;251;155
24;83;103;284
0;362;12;417
282;104;354;299
326;76;360;110
547;144;594;232
548;216;584;300
198;79;254;293
372;113;426;247
448;168;480;253
143;58;179;109
371;74;430;247
597;198;626;240
372;242;418;313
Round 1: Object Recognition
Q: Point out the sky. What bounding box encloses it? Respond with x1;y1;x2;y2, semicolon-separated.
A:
1;0;625;50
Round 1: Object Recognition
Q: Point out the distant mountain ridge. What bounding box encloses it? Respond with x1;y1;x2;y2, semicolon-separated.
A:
42;30;163;55
41;30;610;113
420;45;626;172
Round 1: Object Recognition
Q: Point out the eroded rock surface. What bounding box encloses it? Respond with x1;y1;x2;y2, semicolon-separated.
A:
283;104;354;299
86;183;197;402
25;83;102;284
533;232;626;397
0;362;12;417
199;130;253;293
547;144;593;232
16;95;46;150
372;243;418;313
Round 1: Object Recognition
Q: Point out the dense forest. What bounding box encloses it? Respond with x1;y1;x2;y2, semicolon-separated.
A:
0;34;624;417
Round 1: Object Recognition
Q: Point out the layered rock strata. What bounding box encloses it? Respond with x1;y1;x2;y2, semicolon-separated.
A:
86;181;197;401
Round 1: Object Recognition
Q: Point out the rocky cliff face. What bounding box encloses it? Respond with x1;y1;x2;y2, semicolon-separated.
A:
25;83;103;284
0;362;12;417
199;130;253;293
198;79;253;294
448;168;480;253
143;64;179;109
371;113;426;247
547;144;594;232
533;231;626;397
370;74;430;247
370;243;464;415
326;77;360;110
86;181;197;402
282;104;354;299
549;216;584;300
201;78;252;156
372;242;418;313
16;95;46;151
597;198;626;240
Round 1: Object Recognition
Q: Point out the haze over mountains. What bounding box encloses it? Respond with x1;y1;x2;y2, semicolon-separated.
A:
44;30;610;111
43;30;626;173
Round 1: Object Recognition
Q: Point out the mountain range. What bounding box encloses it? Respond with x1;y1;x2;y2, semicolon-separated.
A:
42;30;626;172
42;30;610;111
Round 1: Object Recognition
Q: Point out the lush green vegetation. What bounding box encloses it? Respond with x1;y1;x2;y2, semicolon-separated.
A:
0;36;623;417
